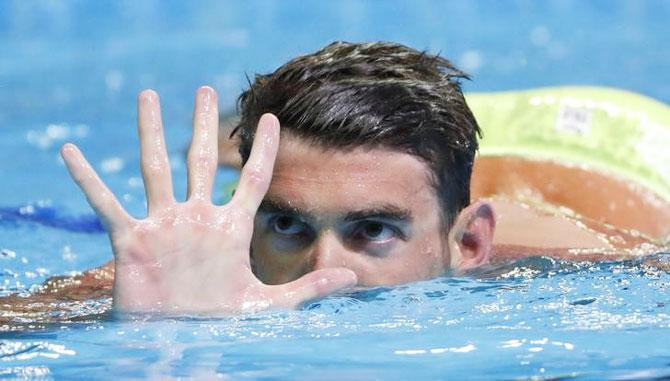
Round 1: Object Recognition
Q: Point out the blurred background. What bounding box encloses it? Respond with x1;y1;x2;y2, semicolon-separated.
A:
2;0;669;127
1;0;669;280
2;4;670;377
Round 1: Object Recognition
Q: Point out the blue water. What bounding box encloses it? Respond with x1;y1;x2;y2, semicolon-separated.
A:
1;1;670;379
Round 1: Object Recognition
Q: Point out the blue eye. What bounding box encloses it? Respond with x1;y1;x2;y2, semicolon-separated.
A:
271;215;307;236
353;221;396;242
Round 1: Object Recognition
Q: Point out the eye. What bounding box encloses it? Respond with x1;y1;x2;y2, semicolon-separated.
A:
271;215;308;236
352;221;397;242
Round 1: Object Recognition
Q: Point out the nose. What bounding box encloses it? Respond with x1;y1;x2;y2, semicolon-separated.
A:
309;231;350;271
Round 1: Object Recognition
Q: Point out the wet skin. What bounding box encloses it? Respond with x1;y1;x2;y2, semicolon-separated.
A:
2;87;668;321
251;136;448;286
250;137;665;284
54;87;358;315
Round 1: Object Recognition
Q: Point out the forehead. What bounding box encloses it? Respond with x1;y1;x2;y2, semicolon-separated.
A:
267;134;439;214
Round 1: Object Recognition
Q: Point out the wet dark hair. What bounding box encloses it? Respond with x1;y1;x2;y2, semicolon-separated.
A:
233;41;480;227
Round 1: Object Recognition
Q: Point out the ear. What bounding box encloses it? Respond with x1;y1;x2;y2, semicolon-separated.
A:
448;200;496;271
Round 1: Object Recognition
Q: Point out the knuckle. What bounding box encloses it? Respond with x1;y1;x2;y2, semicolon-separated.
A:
232;205;256;221
186;198;210;212
242;168;266;187
72;171;88;185
189;150;216;170
142;154;169;174
196;110;216;123
143;161;169;177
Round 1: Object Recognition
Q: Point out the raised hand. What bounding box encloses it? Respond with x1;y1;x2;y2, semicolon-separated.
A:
61;87;357;315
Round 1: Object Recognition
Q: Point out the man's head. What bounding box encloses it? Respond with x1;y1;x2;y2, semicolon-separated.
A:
235;41;479;226
232;41;494;286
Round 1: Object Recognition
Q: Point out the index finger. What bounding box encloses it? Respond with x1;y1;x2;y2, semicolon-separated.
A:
231;113;280;214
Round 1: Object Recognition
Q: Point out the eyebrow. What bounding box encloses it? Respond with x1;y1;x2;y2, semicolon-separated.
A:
344;206;413;223
257;197;413;223
258;198;306;217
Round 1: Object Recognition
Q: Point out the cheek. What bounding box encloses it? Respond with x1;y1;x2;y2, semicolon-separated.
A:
250;232;308;284
354;239;444;286
416;219;448;271
411;238;445;275
413;199;447;266
250;232;278;280
384;222;445;281
417;236;446;275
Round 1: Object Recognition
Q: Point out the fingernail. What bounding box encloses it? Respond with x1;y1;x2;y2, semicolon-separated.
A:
198;86;217;112
261;113;279;130
139;89;158;104
60;143;77;157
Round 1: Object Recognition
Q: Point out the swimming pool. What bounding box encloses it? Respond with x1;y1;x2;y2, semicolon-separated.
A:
2;1;670;379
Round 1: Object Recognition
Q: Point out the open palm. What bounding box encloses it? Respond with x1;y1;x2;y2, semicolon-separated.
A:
61;87;356;315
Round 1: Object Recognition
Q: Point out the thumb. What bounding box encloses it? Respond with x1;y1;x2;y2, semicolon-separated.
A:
274;268;358;308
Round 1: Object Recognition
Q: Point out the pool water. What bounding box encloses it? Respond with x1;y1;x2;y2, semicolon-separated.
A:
2;1;670;379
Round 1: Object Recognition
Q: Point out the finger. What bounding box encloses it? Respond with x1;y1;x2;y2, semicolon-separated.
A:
137;89;174;212
187;86;219;201
274;268;358;309
232;113;279;213
61;143;132;231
